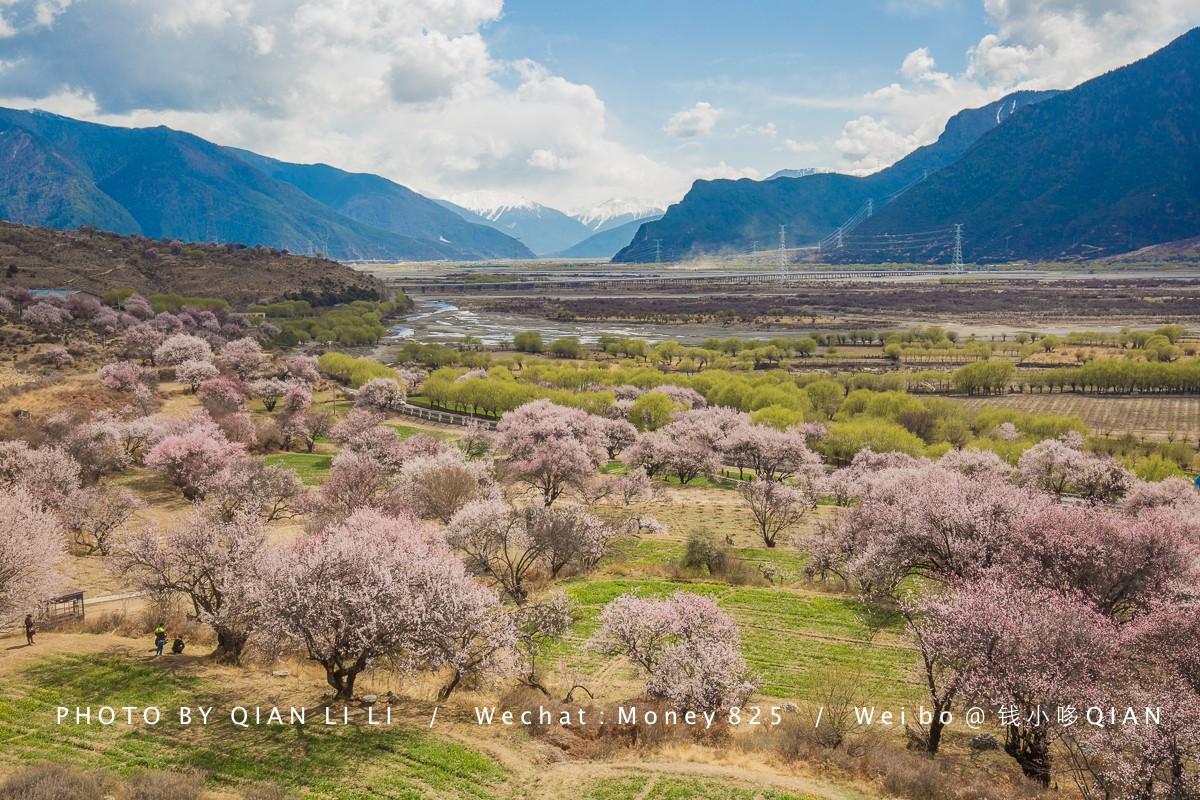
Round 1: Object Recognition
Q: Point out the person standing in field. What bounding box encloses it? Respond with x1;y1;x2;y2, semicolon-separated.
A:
154;626;167;656
24;614;35;646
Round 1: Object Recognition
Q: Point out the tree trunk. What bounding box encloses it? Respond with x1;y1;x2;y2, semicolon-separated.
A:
438;670;462;701
213;628;247;664
324;659;363;700
1004;725;1052;786
925;713;946;755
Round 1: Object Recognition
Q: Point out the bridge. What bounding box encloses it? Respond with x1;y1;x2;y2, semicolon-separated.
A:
389;266;971;294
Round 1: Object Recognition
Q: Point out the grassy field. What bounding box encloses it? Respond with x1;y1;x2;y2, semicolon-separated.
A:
581;775;820;800
388;423;456;440
951;394;1200;440
265;452;334;484
554;577;916;704
0;652;508;800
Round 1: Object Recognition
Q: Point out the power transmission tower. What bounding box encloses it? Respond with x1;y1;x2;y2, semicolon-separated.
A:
836;228;844;249
778;225;787;266
654;239;662;264
866;198;874;218
751;241;758;264
952;224;964;270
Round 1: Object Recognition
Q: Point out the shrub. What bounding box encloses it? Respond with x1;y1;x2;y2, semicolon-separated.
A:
124;770;207;800
549;336;583;358
317;352;396;388
681;529;728;574
0;764;112;800
513;331;544;353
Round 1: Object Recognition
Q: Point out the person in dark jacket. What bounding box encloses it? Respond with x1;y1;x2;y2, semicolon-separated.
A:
24;614;35;646
171;636;185;655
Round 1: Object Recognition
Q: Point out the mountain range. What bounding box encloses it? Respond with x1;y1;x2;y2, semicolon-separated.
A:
574;199;666;232
435;196;664;256
3;27;1195;267
0;108;533;262
554;213;665;258
614;88;1056;262
617;27;1200;264
435;197;589;256
847;26;1200;262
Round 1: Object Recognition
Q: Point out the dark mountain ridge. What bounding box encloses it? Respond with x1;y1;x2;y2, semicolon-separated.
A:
613;90;1056;262
0;108;530;261
848;27;1200;263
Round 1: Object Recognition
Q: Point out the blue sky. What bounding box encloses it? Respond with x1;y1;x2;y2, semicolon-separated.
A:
487;1;992;175
0;0;1196;211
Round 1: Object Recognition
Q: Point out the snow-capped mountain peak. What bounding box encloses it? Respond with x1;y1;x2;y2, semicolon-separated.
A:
449;191;545;221
572;198;666;232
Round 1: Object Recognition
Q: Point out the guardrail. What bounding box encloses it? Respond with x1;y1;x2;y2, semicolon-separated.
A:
396;402;497;430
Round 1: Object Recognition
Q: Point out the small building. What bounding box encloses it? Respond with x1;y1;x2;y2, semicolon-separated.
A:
42;591;85;623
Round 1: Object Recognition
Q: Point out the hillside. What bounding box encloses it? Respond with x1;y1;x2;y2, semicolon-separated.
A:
848;27;1200;263
0;109;524;262
554;214;663;258
0;222;385;305
613;90;1055;262
224;149;534;259
1102;235;1200;264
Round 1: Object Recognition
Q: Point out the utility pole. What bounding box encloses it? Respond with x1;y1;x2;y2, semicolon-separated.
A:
654;239;662;264
778;224;787;267
952;224;964;270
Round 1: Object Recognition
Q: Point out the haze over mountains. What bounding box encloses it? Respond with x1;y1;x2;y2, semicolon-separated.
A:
617;27;1200;264
554;213;665;259
437;196;664;256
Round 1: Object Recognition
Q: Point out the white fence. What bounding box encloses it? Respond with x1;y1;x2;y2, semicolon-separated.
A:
396;402;498;430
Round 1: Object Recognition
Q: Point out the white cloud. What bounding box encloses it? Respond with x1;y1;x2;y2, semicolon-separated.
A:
783;138;818;154
835;116;921;174
32;0;72;28
832;0;1200;174
386;30;492;104
968;0;1200;89
900;47;949;85
664;101;721;138
0;0;711;209
249;24;274;54
526;148;573;171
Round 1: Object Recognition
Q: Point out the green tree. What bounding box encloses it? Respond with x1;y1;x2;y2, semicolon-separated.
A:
513;331;544;353
628;392;682;431
550;336;583;358
804;380;844;419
